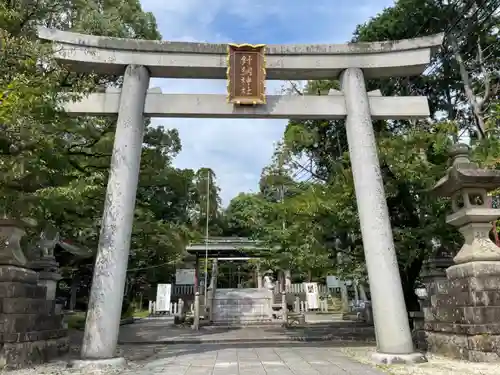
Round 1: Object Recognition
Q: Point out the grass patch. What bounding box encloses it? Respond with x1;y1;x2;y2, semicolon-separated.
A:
65;312;86;330
134;309;150;318
65;308;148;330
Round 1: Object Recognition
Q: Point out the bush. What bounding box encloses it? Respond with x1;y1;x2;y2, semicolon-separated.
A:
66;312;86;330
121;302;135;319
121;298;131;316
174;315;186;325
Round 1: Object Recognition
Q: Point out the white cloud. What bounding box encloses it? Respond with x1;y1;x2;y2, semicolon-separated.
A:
139;0;396;206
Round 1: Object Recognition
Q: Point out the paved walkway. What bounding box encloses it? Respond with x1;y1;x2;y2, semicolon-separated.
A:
5;320;381;375
10;320;497;375
8;343;385;375
122;343;385;375
116;318;375;344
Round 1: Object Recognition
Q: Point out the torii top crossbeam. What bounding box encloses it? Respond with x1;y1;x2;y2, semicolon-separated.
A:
38;28;443;120
38;27;442;80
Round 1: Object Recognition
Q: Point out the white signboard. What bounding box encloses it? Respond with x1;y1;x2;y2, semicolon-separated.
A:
327;276;353;288
155;283;171;312
326;276;341;288
175;268;195;285
303;282;319;309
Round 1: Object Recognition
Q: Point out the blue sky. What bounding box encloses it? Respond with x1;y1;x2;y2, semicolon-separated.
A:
139;0;395;206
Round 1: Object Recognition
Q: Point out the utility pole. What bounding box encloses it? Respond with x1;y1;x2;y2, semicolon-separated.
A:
204;169;210;306
280;184;285;230
280;184;285;292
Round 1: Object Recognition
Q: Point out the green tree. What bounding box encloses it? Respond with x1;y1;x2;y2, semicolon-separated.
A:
242;0;499;311
191;168;224;235
0;0;204;308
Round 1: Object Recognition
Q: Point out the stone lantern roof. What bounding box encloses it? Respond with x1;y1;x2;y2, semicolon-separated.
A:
433;143;500;197
432;143;500;266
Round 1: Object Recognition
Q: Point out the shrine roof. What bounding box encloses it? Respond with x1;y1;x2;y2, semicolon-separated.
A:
185;237;269;258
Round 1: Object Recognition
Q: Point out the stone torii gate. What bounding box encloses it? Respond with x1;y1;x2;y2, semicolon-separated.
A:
38;27;443;366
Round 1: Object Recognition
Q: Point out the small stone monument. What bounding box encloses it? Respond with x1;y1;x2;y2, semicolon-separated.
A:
263;271;275;291
263;271;276;307
0;219;69;369
425;143;500;361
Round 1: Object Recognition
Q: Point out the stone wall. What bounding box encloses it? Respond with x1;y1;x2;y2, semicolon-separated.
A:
0;266;69;370
409;311;427;351
212;288;272;324
423;269;500;362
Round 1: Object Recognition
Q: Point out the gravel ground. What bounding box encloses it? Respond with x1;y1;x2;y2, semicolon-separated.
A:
342;346;500;375
3;345;162;375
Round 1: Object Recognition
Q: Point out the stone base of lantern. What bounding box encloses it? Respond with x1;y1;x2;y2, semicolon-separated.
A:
423;261;500;362
28;258;61;301
0;266;69;370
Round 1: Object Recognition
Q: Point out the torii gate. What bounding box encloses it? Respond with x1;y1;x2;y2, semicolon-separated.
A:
38;27;442;366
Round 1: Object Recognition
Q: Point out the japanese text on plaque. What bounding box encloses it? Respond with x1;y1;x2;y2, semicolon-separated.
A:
227;43;266;105
240;55;253;96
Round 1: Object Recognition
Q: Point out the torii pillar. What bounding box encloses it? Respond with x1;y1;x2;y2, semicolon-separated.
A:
339;68;424;364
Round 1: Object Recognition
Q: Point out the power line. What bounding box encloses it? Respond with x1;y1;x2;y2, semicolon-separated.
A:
127;261;175;272
442;0;478;39
423;0;499;77
281;1;499;181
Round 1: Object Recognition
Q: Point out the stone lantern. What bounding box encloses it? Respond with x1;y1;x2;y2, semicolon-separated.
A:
425;143;500;362
433;143;500;267
0;219;69;368
0;218;32;266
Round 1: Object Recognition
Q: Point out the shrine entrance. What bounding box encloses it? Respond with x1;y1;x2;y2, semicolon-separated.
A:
216;260;253;289
185;237;274;324
40;26;443;364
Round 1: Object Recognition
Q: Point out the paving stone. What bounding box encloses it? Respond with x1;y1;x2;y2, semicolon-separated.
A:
125;345;385;375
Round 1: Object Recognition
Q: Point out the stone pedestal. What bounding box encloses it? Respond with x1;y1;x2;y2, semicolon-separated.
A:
0;265;69;369
421;253;453;297
409;311;426;350
424;263;500;361
28;259;61;301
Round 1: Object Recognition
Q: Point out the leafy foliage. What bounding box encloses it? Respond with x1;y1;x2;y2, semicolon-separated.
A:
224;0;499;310
0;0;225;307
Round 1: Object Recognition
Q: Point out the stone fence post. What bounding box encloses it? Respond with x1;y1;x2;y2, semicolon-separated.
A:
193;292;200;330
281;291;287;322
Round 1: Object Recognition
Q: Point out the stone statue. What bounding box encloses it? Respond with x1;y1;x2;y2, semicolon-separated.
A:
263;274;275;290
37;224;60;259
27;224;60;271
208;259;218;290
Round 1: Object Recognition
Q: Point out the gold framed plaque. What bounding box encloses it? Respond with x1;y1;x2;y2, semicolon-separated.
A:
226;43;266;105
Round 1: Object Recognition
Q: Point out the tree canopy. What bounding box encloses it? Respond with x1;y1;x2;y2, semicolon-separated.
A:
0;0;225;306
223;0;499;309
1;0;499;312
